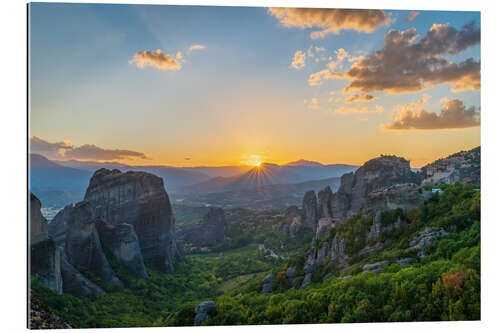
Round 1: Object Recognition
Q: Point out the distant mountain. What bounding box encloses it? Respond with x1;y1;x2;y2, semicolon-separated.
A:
54;159;212;190
186;166;252;178
30;154;91;190
180;162;358;194
285;159;324;167
173;176;342;211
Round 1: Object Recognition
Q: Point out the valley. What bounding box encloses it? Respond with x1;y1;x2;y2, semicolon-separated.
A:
29;147;481;327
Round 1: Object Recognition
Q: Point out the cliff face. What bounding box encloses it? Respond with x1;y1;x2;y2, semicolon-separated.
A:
30;193;62;294
177;207;227;247
84;169;180;273
330;155;419;220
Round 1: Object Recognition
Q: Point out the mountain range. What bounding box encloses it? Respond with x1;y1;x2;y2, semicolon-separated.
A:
29;154;359;213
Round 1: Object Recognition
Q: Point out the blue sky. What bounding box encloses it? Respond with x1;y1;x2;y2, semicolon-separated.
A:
29;3;480;167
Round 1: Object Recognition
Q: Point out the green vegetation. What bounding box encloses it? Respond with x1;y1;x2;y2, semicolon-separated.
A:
167;183;480;325
32;245;279;328
34;183;480;327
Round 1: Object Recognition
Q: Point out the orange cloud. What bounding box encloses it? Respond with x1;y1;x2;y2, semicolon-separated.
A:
383;98;480;130
268;8;390;38
129;49;181;71
189;44;206;51
334;105;384;114
291;50;306;69
406;11;419;23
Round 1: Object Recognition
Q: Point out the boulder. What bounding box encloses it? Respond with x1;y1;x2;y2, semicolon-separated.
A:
261;274;275;294
194;301;216;326
96;221;148;278
84;168;181;273
285;266;297;286
363;261;389;274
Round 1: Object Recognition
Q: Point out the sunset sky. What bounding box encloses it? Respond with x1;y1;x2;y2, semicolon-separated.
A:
28;3;480;168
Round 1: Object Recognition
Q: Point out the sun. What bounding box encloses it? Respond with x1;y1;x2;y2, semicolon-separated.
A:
254;161;262;167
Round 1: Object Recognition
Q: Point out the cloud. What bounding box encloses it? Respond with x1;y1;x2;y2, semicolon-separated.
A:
308;69;343;86
304;97;320;110
129;49;181;71
382;98;480;130
306;21;480;94
291;50;306;69
189;44;206;52
345;94;378;103
64;144;149;161
176;51;183;60
268;8;390;38
30;136;73;159
30;137;149;161
327;48;349;71
406;11;419;23
334;105;384;114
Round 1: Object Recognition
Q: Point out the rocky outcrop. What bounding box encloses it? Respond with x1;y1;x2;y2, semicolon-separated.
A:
96;221;148;278
84;169;181;273
261;274;275;293
194;301;216;326
363;261;389;274
364;183;424;217
63;201;123;289
331;156;419;220
177;207;228;248
317;186;334;218
60;253;105;297
30;193;62;294
409;227;448;249
29;291;72;329
302;191;318;231
285;266;297;286
281;205;305;238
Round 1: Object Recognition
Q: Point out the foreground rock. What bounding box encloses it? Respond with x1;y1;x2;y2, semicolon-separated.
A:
96;221;148;278
84;169;181;272
194;301;216;326
29;291;72;329
63;201;123;289
30;193;62;294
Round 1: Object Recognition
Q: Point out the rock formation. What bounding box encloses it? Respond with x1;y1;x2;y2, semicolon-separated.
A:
302;190;318;231
281;205;305;238
330;155;419;220
84;168;181;273
60;253;105;297
194;301;216;326
363;183;424;217
96;221;148;278
62;201;123;289
29;193;62;294
177;207;228;248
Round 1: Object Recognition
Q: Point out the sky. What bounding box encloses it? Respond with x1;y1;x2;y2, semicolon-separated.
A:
29;3;480;168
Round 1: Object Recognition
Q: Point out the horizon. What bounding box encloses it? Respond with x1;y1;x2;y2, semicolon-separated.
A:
29;4;480;169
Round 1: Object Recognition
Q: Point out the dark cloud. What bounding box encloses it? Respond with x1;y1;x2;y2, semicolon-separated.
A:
383;98;480;130
64;144;149;161
309;22;480;93
30;136;73;159
345;94;378;103
268;8;390;38
30;137;149;161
